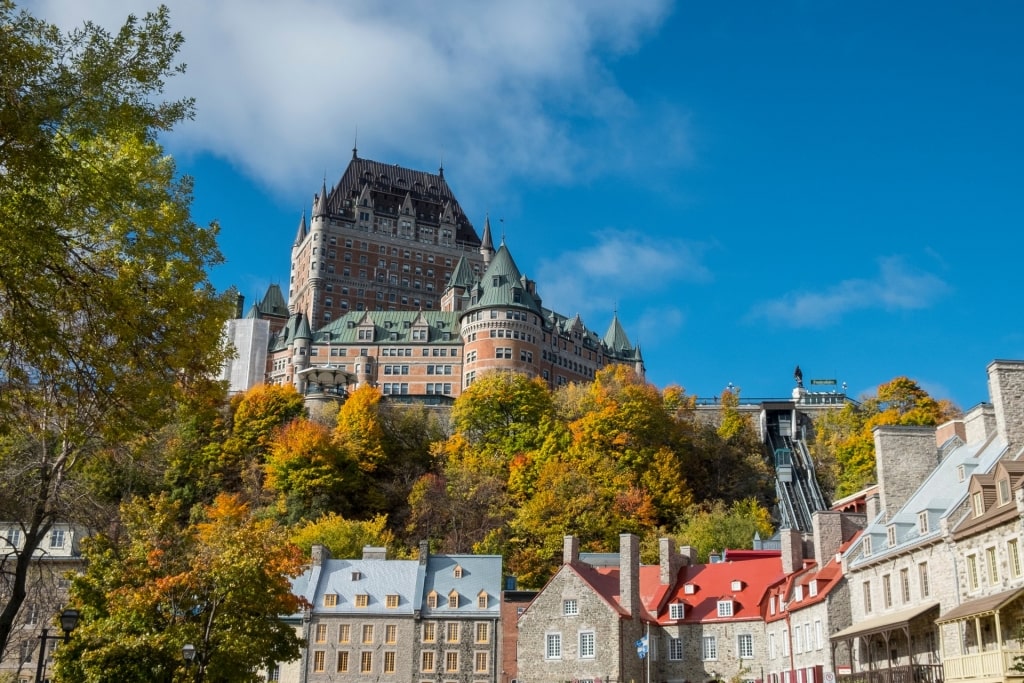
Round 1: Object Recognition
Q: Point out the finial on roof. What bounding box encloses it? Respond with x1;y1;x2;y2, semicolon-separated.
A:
499;217;505;245
353;127;358;159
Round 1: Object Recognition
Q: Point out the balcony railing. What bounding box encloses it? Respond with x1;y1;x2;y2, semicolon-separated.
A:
942;648;1024;681
837;664;944;683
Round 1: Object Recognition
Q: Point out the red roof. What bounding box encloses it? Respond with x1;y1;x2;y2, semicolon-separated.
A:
650;551;784;625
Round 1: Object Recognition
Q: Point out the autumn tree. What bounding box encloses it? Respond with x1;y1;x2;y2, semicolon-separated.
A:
674;498;774;562
0;4;232;660
291;512;397;559
55;494;305;683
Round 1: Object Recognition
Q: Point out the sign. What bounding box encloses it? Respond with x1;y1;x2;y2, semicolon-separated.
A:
837;667;851;675
824;673;836;683
810;379;837;386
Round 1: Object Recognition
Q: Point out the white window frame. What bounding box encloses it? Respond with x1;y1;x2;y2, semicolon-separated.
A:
579;631;596;659
717;600;734;617
545;633;562;660
738;633;754;659
563;599;578;616
669;603;686;620
702;635;718;660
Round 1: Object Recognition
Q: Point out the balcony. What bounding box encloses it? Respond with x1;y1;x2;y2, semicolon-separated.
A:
837;664;944;683
941;647;1024;682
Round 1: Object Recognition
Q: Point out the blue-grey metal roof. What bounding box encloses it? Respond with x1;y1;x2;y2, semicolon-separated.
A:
310;558;420;616
420;554;502;618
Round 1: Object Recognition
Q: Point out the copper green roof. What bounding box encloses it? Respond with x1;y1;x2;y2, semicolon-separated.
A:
256;284;289;318
603;313;633;353
446;256;477;290
314;310;462;345
463;244;543;315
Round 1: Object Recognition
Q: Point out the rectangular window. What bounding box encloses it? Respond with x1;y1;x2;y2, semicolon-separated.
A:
363;625;374;643
446;622;459;642
313;651;325;672
863;581;873;613
475;622;489;643
383;651;396;674
386;594;399;608
475;651;489;673
987;546;999;584
973;491;985;517
999;478;1011;505
703;635;718;660
782;629;790;657
315;623;327;643
445;651;459;672
546;633;562;659
580;631;596;658
385;624;396;644
477;593;488;608
919;562;931;598
738;633;754;659
900;568;911;603
918;511;929;534
670;603;686;620
421;651;435;672
423;622;436;642
361;651;373;673
355;593;369;607
717;600;734;617
448;592;458;608
887;525;897;547
49;529;65;548
794;626;803;654
563;599;578;616
339;624;350;643
1010;539;1022;578
882;574;893;608
669;637;684;660
968;554;980;590
336;651;349;673
323;593;338;607
769;633;776;659
815;620;823;650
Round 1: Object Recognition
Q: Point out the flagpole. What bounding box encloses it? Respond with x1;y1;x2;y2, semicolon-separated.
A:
645;622;650;683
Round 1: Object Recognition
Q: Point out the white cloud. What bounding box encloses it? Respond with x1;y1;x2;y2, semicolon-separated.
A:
535;229;711;319
29;0;679;198
747;256;951;328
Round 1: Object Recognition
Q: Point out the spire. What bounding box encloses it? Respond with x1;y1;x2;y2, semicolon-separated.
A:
312;179;328;218
352;127;358;159
293;211;308;246
603;312;633;353
480;214;495;265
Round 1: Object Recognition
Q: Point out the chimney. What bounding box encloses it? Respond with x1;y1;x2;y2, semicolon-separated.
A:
659;537;682;585
988;360;1024;452
312;544;331;566
811;511;866;567
865;489;881;523
935;419;967;448
419;540;430;565
678;545;698;566
781;528;803;574
874;425;937;522
964;403;997;444
563;536;580;566
362;546;387;561
619;533;640;616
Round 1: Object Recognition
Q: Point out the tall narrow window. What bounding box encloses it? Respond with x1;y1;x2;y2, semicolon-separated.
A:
1010;539;1022;578
900;568;911;603
862;581;873;613
546;633;562;659
703;635;718;660
360;652;373;673
738;634;754;659
987;547;999;584
919;562;931;598
383;651;396;674
882;574;893;608
580;631;596;658
968;554;980;590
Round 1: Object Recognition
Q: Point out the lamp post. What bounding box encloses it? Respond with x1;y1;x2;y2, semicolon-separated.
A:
35;608;79;683
183;643;206;682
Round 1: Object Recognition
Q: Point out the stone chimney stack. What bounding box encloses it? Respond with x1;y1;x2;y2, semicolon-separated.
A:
988;360;1024;453
811;511;866;567
874;425;937;523
362;546;387;560
563;536;580;566
659;537;682;585
781;528;803;574
619;533;640;616
865;489;881;523
678;545;698;566
964;403;997;445
312;544;331;566
935;419;967;449
419;540;430;565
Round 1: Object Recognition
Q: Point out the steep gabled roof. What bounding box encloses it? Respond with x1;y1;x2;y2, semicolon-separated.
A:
464;244;543;315
603;313;633;353
256;284;289;318
654;551;784;625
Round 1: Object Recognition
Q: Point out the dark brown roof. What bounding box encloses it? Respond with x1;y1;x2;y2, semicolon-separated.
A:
322;156;481;247
937;587;1024;623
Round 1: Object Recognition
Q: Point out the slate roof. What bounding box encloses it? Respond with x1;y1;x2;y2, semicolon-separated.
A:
464;244;544;316
310;558;421;616
848;431;1007;569
317;154;480;247
248;284;289;319
420;554;503;618
313;310;462;345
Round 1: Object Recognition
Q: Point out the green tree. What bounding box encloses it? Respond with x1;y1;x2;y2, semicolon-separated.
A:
0;3;232;660
56;494;305;683
674;498;774;562
291;512;397;559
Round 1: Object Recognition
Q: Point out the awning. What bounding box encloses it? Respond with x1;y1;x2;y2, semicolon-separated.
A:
831;602;940;640
936;587;1024;624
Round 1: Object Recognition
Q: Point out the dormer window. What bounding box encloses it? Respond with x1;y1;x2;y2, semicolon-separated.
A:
669;603;686;620
862;536;873;557
453;565;463;578
684;583;696;595
918;511;929;534
972;491;985;517
477;592;488;609
887;525;897;547
795;584;804;601
448;591;459;608
731;580;745;591
355;594;369;607
716;600;734;617
808;580;818;597
769;596;776;615
427;591;438;609
957;464;966;482
351;571;362;581
999;478;1011;506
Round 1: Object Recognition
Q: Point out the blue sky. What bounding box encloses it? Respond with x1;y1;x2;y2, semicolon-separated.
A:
35;1;1024;410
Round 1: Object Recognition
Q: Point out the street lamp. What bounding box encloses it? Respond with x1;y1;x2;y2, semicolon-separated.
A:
183;643;206;682
35;608;79;683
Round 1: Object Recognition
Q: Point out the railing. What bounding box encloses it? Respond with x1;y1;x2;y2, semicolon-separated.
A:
837;664;944;683
942;648;1024;680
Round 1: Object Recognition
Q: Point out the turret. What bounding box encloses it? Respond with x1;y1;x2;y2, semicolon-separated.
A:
479;214;495;266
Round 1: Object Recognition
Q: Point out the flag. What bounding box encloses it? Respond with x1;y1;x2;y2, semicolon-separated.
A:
636;635;649;659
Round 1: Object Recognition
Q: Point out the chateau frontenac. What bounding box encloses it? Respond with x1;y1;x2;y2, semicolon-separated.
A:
222;151;644;400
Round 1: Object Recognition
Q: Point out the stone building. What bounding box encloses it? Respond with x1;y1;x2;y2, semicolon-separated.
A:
221;155;643;400
0;523;86;682
289;543;502;683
